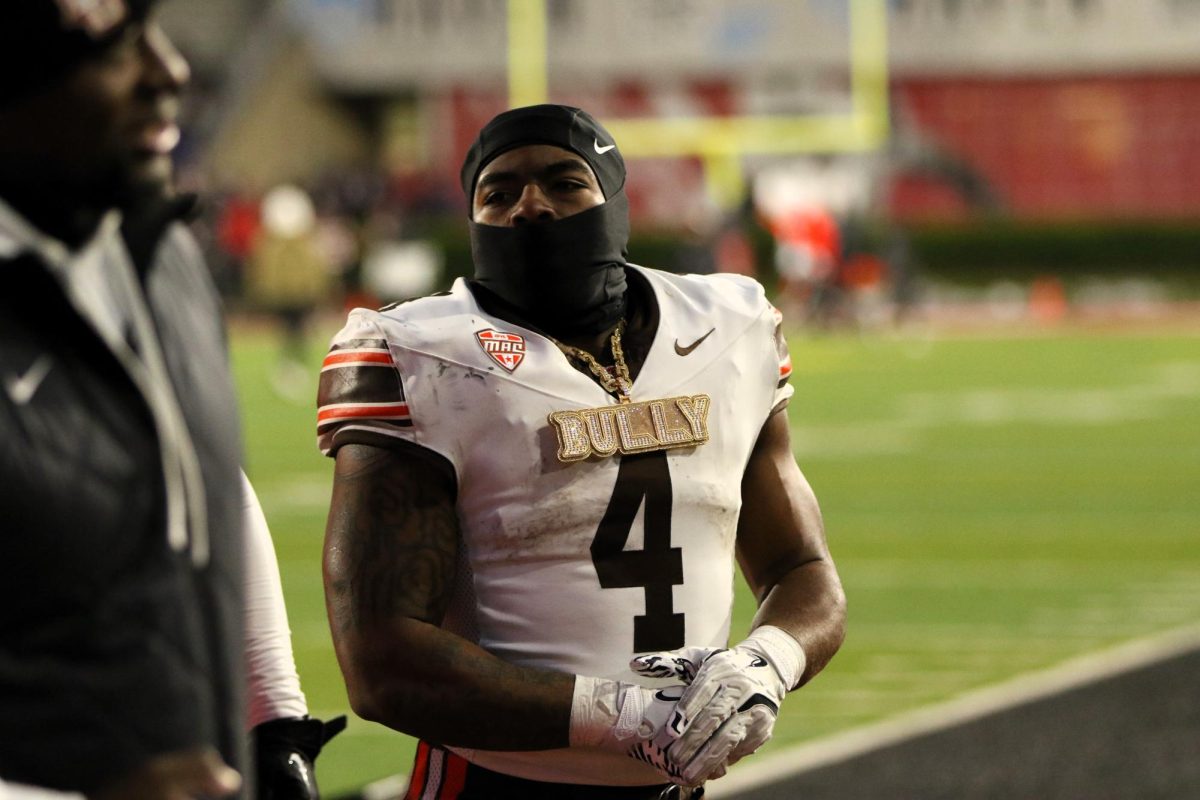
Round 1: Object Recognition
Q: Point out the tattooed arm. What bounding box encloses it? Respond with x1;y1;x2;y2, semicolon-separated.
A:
323;443;574;749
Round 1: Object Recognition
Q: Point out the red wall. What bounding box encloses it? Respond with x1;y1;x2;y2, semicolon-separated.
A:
892;74;1200;220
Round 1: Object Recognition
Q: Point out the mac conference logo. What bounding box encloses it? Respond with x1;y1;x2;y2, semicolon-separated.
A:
475;329;526;372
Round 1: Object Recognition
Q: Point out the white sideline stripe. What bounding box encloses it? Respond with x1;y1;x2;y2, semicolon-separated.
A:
339;625;1200;800
706;623;1200;798
360;774;409;800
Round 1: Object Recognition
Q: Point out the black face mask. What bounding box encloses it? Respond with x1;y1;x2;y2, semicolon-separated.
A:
470;193;629;338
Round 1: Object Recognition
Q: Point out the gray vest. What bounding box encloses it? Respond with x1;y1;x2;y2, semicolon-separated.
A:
0;221;247;795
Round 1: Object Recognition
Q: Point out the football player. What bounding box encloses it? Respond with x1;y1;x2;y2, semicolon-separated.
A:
319;105;846;799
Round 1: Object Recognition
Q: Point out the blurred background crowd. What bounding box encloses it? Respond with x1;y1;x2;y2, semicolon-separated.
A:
163;0;1200;348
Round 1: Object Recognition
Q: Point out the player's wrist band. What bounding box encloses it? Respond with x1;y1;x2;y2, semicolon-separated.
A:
569;675;619;747
740;625;807;690
570;675;652;749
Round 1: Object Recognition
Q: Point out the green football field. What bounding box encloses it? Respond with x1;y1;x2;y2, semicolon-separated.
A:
233;321;1200;797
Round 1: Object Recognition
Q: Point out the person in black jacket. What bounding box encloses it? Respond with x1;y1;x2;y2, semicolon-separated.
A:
0;2;337;798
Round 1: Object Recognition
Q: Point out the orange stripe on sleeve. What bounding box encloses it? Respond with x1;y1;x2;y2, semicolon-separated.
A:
322;350;393;368
317;403;410;424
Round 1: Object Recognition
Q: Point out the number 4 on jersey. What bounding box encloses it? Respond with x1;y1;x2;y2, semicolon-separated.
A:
591;450;685;652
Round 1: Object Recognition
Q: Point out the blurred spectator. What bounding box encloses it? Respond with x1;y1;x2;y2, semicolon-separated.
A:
766;204;842;319
243;184;332;399
830;215;889;330
216;191;261;295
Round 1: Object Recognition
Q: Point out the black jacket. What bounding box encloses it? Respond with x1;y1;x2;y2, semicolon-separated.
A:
0;212;247;794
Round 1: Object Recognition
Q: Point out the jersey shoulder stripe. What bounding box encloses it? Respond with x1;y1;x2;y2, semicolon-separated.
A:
317;400;411;428
318;336;406;413
315;286;493;458
317;324;412;454
322;349;392;368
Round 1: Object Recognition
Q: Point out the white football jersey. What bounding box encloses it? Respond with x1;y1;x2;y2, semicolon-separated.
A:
318;265;793;785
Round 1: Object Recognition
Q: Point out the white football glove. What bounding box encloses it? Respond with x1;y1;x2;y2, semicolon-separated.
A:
569;676;688;784
635;626;806;786
631;645;719;684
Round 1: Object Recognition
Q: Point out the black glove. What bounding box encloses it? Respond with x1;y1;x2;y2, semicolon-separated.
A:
253;715;347;800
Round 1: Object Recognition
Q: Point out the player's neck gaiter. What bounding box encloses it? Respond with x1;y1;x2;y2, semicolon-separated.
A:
470;193;629;338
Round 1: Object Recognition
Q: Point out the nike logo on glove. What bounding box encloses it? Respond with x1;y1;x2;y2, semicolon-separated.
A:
4;356;53;406
736;693;780;715
594;139;616;154
674;328;715;356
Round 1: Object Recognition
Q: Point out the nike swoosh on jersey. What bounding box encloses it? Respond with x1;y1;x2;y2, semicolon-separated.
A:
4;355;53;406
594;139;616;154
674;328;715;356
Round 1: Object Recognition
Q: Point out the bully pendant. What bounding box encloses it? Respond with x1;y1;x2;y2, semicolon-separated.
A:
549;394;712;462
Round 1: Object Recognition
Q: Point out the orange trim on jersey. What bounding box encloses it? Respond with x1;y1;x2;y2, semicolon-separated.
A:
405;741;431;800
779;356;793;379
322;349;393;368
404;744;469;800
317;402;411;423
441;750;469;798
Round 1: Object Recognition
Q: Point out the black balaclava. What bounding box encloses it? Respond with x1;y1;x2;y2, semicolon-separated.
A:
462;104;630;338
0;0;157;106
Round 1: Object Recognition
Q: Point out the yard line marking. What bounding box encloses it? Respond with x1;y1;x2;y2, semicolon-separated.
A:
794;358;1200;458
706;623;1200;798
254;474;332;513
359;775;410;800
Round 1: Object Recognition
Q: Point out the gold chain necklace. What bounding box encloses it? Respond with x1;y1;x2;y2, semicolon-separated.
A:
546;318;713;462
553;319;633;404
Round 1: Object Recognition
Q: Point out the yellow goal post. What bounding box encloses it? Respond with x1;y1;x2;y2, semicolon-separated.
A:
506;0;890;208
